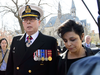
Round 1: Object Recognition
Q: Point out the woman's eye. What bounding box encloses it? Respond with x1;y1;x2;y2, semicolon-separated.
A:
71;39;76;41
64;40;67;43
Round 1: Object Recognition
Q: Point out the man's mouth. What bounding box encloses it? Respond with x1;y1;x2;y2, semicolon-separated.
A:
27;26;32;28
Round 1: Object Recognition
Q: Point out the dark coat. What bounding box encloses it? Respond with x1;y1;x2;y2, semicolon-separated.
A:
57;46;61;52
6;32;57;75
67;51;100;75
62;46;67;53
56;47;94;75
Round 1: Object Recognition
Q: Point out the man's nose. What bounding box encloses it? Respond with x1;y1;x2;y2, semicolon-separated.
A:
27;20;31;23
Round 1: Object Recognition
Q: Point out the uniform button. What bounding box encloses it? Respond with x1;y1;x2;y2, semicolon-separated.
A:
28;70;31;73
16;67;19;70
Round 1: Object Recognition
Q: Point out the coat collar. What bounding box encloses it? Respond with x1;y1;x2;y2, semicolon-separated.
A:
59;45;94;60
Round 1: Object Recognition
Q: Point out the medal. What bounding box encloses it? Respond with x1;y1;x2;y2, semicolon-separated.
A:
34;51;38;61
38;50;41;61
40;50;45;61
45;58;48;61
41;57;45;61
34;56;38;61
47;50;52;61
45;50;48;61
48;56;52;61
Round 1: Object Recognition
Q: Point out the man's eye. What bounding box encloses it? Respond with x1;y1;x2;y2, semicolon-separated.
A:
30;18;33;20
24;19;27;21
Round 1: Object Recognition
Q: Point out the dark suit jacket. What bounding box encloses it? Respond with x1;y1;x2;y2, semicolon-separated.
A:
6;32;57;75
82;42;96;48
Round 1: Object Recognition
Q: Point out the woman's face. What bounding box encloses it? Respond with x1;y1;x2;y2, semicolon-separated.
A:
0;40;7;49
62;31;84;53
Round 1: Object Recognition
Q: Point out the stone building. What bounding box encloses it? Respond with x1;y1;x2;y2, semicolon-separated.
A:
41;0;91;47
90;30;100;45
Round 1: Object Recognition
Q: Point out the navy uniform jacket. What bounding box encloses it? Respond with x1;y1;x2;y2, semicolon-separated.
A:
6;32;57;75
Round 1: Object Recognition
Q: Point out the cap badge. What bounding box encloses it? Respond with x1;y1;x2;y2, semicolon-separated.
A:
25;5;31;13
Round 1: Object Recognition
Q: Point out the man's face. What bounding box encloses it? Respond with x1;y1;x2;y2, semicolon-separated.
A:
86;36;91;44
22;17;41;35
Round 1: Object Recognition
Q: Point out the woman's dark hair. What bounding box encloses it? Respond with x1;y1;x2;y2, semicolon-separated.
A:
0;38;8;49
57;19;84;39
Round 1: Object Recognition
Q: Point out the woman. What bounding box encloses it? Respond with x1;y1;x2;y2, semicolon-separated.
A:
0;38;9;75
57;20;94;75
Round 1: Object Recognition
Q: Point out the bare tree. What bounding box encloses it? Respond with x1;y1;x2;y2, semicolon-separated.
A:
0;0;56;33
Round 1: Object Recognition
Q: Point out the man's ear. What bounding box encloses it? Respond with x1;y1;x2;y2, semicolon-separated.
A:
38;20;41;26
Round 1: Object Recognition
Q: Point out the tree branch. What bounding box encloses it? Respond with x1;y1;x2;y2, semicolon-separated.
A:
2;11;11;17
25;0;30;5
12;0;19;12
12;0;16;5
0;6;15;14
38;0;42;6
41;13;52;21
40;3;52;7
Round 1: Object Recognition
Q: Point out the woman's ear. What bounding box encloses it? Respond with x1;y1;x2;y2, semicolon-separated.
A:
81;33;84;41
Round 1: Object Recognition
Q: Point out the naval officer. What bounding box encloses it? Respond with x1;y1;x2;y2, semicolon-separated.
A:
6;4;57;75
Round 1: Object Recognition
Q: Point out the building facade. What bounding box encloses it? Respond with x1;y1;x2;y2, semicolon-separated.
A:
40;0;91;47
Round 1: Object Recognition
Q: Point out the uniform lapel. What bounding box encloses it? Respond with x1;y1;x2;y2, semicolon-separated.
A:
15;33;26;66
18;32;45;65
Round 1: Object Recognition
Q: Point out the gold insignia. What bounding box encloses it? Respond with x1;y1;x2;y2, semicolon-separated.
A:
40;64;44;65
25;5;31;13
41;57;45;61
16;67;19;70
48;56;52;61
28;70;31;73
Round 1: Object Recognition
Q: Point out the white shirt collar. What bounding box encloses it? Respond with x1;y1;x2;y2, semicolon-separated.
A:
86;43;90;46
